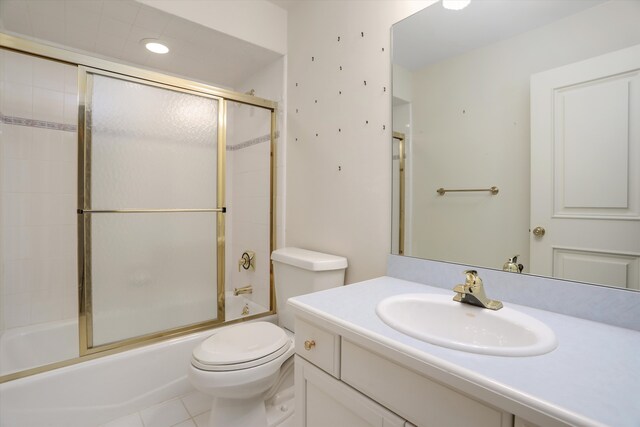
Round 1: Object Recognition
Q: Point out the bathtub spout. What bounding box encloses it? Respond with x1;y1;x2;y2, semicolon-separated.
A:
233;285;253;296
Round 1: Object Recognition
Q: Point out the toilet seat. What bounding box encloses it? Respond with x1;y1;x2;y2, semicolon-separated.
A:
192;322;292;372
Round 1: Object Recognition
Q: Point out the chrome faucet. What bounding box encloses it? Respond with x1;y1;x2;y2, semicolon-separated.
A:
233;285;253;296
453;270;503;310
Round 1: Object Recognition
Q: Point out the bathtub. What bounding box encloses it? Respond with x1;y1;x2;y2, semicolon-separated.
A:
0;319;79;377
0;295;268;378
0;297;274;427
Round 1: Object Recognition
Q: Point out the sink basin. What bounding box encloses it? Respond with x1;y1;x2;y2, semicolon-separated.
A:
376;294;557;356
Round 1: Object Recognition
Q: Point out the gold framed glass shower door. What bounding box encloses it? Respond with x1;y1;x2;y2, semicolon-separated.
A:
0;33;278;382
78;67;226;354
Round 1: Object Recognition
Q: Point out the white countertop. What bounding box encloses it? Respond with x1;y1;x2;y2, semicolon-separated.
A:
288;276;640;427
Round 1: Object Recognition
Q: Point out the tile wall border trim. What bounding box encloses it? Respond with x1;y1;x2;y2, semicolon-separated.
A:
0;113;77;132
227;131;279;151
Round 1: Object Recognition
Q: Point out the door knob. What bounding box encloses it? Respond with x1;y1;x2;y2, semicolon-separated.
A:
532;226;546;237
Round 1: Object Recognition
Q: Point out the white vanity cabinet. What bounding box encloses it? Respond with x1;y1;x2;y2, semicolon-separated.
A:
295;357;409;427
289;276;640;426
294;316;512;427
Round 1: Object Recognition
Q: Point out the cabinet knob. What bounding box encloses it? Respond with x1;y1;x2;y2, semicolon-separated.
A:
304;340;316;351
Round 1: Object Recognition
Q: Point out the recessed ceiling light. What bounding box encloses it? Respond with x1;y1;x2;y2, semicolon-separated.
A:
442;0;471;11
142;39;169;54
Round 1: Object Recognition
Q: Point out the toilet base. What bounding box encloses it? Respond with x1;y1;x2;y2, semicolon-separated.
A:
208;395;267;427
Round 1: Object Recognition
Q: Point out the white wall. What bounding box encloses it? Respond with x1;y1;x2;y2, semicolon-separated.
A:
392;64;413;103
285;0;434;284
409;0;640;271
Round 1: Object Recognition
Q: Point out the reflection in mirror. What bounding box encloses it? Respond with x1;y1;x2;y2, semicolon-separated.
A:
391;0;640;290
392;131;406;255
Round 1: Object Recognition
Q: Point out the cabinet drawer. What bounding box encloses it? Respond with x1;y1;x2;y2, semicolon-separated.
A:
295;318;341;378
341;340;512;427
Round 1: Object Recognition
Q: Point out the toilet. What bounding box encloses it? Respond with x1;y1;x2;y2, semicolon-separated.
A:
188;247;348;427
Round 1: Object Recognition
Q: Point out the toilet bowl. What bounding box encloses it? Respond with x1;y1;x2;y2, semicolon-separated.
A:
188;248;347;427
188;322;295;427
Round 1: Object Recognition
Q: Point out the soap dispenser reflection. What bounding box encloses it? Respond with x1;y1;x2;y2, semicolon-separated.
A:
503;255;524;273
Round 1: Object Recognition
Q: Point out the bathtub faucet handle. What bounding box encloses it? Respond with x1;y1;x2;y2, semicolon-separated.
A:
238;251;255;272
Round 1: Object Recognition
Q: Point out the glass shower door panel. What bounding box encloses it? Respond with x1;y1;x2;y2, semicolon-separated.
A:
225;102;272;316
91;212;217;346
86;73;221;346
89;74;218;209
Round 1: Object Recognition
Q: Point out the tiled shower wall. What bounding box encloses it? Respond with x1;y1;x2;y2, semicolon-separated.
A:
0;48;78;332
225;57;284;311
226;126;271;310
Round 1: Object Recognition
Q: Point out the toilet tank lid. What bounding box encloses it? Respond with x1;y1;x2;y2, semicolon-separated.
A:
271;247;348;271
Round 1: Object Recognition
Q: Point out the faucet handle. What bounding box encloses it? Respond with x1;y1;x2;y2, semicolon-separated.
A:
503;255;524;273
238;251;256;272
464;270;481;287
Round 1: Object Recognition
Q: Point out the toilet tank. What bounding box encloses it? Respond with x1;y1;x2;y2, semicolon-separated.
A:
271;248;347;332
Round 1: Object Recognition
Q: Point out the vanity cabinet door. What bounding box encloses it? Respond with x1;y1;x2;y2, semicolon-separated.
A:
295;356;406;427
341;340;513;427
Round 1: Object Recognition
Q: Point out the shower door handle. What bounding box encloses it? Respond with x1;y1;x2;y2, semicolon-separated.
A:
78;207;226;214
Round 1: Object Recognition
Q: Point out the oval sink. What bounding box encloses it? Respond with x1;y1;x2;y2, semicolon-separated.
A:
376;294;557;356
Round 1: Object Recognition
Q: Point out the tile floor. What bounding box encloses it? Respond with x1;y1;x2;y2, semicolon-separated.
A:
99;387;295;427
100;391;212;427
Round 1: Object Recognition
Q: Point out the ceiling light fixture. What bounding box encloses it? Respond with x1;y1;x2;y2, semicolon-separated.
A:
442;0;471;11
142;39;169;54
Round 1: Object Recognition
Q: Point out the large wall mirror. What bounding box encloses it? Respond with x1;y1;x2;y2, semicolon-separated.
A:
391;0;640;291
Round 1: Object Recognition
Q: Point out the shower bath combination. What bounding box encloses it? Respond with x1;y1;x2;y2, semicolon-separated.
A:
0;34;278;385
